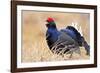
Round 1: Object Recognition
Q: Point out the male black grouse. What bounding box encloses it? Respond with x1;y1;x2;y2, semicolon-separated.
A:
45;17;90;56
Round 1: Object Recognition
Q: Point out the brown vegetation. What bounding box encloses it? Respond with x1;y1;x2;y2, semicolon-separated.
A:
21;11;90;62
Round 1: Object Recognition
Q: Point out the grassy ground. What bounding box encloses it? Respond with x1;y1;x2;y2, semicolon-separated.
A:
21;11;90;62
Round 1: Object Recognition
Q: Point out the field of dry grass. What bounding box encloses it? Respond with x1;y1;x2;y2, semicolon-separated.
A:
21;11;90;63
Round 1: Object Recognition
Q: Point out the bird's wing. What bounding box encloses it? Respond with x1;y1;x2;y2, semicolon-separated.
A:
51;31;80;55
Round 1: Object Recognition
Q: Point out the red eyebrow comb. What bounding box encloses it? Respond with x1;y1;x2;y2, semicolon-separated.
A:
47;17;54;22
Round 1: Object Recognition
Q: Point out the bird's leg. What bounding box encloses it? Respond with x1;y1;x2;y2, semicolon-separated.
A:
74;47;81;55
69;51;73;58
61;54;64;57
78;48;81;56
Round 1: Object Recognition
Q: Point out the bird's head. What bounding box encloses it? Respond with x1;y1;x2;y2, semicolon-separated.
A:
47;17;54;22
46;17;57;28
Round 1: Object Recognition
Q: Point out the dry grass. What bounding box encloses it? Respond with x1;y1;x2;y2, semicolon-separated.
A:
21;11;90;63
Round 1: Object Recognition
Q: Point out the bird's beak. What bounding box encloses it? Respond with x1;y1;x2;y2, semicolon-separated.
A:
44;21;48;27
45;21;48;25
45;21;49;26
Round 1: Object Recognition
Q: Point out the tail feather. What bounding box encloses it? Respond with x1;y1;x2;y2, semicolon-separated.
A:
65;22;90;55
81;37;90;55
83;41;90;55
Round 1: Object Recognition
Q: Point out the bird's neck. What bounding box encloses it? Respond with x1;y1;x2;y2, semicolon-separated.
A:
48;24;57;29
48;26;57;31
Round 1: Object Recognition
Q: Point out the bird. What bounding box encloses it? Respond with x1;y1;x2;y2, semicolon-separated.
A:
45;17;90;57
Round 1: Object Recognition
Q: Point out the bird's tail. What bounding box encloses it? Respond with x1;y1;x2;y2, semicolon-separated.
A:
66;22;90;55
81;37;90;55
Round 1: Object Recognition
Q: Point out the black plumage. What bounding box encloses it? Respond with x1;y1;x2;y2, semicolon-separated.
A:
45;18;90;56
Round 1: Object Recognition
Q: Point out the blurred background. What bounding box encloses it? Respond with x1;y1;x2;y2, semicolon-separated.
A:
22;10;90;62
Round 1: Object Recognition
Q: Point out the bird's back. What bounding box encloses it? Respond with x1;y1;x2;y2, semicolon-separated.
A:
61;26;83;46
